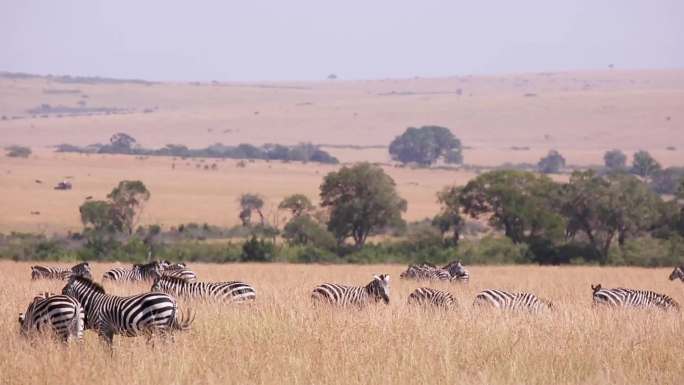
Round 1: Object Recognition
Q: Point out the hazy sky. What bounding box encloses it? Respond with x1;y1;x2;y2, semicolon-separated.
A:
1;0;683;81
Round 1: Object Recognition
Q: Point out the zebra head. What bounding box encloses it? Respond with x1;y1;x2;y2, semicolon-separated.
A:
400;265;423;279
71;262;92;280
367;274;390;304
62;275;106;303
591;284;602;294
669;266;684;281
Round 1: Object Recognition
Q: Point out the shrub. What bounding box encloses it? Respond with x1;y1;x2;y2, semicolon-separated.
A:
537;150;565;174
5;145;31;158
241;236;275;262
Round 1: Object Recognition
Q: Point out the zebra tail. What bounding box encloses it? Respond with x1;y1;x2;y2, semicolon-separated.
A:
172;306;195;331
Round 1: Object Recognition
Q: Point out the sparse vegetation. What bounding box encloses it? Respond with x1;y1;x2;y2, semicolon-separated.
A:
537;149;565;174
5;145;31;158
389;126;463;166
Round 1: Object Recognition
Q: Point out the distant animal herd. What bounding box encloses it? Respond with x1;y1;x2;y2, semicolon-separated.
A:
17;261;684;347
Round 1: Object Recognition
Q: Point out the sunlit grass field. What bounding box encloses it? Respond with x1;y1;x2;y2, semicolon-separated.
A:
1;261;682;385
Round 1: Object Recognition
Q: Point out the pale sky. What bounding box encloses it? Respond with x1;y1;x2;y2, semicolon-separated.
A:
1;0;683;81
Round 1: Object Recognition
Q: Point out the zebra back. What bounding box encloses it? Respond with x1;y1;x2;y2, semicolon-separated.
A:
19;293;84;342
474;289;553;313
30;265;70;280
408;288;456;309
312;274;390;306
162;269;198;283
152;275;256;302
592;284;679;311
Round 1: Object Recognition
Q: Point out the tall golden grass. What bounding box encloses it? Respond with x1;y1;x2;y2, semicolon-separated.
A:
1;261;682;385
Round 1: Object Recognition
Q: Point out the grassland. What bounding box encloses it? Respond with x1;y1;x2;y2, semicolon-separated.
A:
1;261;682;385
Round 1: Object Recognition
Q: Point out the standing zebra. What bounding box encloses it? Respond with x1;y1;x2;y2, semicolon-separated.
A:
102;261;162;282
669;265;684;282
62;276;194;345
312;274;390;306
151;275;256;302
18;292;84;342
408;288;456;309
473;289;553;313
591;284;679;311
442;260;469;283
399;264;450;281
31;262;92;280
162;268;198;283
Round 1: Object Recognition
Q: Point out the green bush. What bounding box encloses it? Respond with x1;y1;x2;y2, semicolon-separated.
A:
5;145;31;158
241;236;275;262
454;236;531;265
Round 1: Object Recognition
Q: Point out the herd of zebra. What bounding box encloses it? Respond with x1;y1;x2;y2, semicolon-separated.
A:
17;260;684;346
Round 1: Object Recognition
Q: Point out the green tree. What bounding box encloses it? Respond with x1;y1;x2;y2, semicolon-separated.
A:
320;162;407;248
432;186;463;246
278;194;313;217
240;236;274;262
603;149;627;170
79;200;121;233
108;180;150;235
238;193;265;226
459;170;565;244
560;171;663;263
282;215;336;250
389;126;463;166
537;150;566;174
631;150;661;179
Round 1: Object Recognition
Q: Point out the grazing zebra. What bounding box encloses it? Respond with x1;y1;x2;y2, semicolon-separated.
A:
591;284;679;311
151;275;256;302
162;269;198;283
62;276;194;345
102;261;162;282
408;288;456;309
473;289;553;313
399;264;450;281
669;265;684;282
31;262;92;280
442;260;470;283
312;274;391;306
18;292;85;342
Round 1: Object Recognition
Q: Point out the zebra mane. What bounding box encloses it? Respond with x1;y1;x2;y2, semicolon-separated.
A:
71;275;106;294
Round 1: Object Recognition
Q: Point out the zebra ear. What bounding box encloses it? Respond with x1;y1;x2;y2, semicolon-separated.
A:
382;274;390;283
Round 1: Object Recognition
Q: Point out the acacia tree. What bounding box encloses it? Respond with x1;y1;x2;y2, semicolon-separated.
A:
389;126;463;166
320;162;407;248
278;194;313;217
604;149;627;170
631;150;661;179
238;193;265;226
107;180;150;235
459;170;565;244
432;186;463;246
538;150;566;174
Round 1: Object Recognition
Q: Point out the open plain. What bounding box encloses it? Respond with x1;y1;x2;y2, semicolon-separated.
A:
1;261;683;385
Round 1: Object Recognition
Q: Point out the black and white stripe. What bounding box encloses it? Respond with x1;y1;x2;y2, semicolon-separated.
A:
442;260;470;283
408;288;456;309
669;266;684;282
591;284;679;311
18;292;84;342
473;289;553;313
151;275;255;302
102;261;162;282
162;269;198;283
30;262;92;280
62;276;194;345
312;274;391;306
399;264;450;281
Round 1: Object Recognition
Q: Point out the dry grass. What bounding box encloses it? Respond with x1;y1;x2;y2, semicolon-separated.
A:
1;261;682;385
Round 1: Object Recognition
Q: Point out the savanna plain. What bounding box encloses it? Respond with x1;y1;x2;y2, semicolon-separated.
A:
1;261;682;385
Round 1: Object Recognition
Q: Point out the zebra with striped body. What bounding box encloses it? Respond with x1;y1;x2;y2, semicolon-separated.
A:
473;289;553;313
669;265;684;282
102;261;162;282
151;275;255;302
442;260;470;283
312;274;390;306
62;276;194;345
18;292;84;342
408;288;456;309
591;284;679;311
400;264;450;281
162;269;198;283
31;262;92;280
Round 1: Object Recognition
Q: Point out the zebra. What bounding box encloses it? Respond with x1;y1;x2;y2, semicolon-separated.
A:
407;288;456;309
102;261;162;282
473;289;554;313
312;274;390;307
61;276;194;345
151;275;256;302
30;262;92;280
162;269;198;283
18;292;85;342
591;284;679;311
399;264;450;281
668;265;684;282
442;260;470;283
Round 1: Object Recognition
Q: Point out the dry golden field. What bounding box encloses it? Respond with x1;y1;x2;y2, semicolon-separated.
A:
1;261;683;385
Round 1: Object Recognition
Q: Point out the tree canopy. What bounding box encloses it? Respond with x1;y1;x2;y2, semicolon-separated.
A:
389;126;462;166
238;193;265;226
107;180;151;235
320;162;407;247
631;150;661;179
278;194;313;217
604;149;627;170
537;150;566;174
